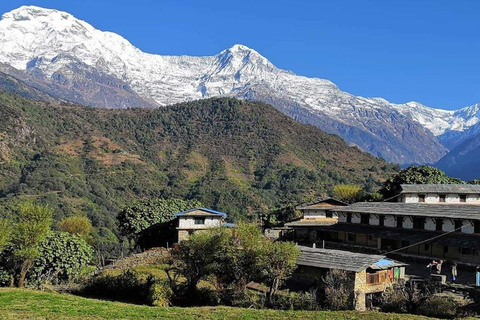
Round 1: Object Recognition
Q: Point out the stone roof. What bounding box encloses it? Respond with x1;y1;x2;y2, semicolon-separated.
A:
297;246;404;272
400;184;480;194
296;198;348;210
284;218;338;227
330;202;480;220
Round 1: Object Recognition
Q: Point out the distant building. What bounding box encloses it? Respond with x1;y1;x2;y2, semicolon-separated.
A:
285;185;480;265
175;207;227;242
397;184;480;204
293;246;406;310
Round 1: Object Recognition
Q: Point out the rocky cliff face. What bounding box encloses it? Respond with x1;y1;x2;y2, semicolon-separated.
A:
0;6;479;164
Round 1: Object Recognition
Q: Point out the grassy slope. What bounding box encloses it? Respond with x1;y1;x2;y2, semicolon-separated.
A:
0;289;429;320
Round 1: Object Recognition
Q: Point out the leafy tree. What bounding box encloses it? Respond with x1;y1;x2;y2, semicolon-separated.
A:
58;216;93;241
117;198;201;238
333;184;363;204
168;229;225;293
0;218;11;251
169;224;300;304
30;232;93;283
11;203;52;287
258;240;300;302
380;165;463;199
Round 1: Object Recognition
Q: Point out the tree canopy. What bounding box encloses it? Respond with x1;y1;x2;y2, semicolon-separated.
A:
117;198;201;238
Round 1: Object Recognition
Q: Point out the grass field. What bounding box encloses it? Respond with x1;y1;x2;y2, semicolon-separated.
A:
0;288;432;320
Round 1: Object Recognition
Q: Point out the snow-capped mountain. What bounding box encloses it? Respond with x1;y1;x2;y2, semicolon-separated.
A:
0;6;478;164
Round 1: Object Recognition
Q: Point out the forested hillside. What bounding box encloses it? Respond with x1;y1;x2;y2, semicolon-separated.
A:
0;91;397;231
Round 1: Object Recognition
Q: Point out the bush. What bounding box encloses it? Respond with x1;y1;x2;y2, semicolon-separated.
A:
82;269;172;307
270;291;319;310
147;280;173;307
417;296;459;319
322;269;353;310
378;286;408;313
29;232;93;284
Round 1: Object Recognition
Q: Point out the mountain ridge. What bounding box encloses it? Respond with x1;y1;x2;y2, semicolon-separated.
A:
0;89;395;229
0;5;478;164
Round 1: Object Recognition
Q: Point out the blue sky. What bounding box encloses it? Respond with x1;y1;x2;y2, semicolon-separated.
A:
1;0;479;110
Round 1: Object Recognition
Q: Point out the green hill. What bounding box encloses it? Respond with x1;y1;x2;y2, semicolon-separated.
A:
0;91;396;230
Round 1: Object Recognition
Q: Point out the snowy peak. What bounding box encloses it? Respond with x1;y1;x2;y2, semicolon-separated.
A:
0;5;477;164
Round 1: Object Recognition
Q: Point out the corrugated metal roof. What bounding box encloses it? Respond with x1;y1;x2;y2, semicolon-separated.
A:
330;202;480;220
400;184;480;194
174;207;227;217
297;246;404;272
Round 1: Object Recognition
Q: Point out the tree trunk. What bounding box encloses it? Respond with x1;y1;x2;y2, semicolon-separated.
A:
9;274;14;287
18;260;32;288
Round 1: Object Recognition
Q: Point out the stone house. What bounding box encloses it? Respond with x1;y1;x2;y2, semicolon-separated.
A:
293;246;406;310
175;207;227;242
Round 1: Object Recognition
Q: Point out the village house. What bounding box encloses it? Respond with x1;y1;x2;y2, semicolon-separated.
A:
175;207;227;242
285;185;480;265
293;246;406;310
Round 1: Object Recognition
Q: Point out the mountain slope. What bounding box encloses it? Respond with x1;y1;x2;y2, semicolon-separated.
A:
435;132;480;180
0;5;470;164
0;90;396;229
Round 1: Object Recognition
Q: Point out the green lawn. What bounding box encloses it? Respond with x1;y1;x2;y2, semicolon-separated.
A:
0;288;431;320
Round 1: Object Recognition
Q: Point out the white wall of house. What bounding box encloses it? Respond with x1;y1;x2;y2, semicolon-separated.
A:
463;221;474;234
384;216;395;228
178;216;222;229
425;218;437;231
338;212;346;223
443;219;455;232
351;213;361;224
402;193;480;204
404;217;413;229
303;209;330;219
370;215;380;226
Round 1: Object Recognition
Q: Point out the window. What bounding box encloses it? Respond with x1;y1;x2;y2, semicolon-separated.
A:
326;211;333;218
418;194;425;203
439;194;446;202
413;217;425;230
460;194;467;203
194;218;205;225
444;246;449;254
346;213;352;223
435;218;443;231
454;220;463;232
424;244;430;251
396;216;403;228
361;214;370;224
379;215;385;227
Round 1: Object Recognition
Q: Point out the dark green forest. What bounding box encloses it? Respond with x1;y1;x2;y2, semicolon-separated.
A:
0;91;397;234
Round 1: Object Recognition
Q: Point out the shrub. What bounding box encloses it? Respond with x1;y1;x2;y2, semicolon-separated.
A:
322;269;353;310
417;296;459;319
270;291;319;310
58;216;93;240
82;269;172;307
147;280;173;307
30;232;93;284
378;286;408;313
